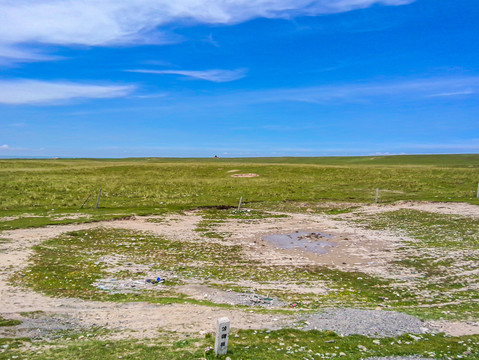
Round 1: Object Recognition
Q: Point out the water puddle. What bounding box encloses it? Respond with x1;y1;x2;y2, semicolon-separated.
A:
263;231;336;254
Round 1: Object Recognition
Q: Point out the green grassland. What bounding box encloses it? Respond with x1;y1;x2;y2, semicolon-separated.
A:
1;330;478;360
1;155;478;217
1;155;479;359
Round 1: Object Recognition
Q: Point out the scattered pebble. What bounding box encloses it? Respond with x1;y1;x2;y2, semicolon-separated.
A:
300;308;434;337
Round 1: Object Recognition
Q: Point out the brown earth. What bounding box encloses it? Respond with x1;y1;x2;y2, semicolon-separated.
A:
0;202;478;339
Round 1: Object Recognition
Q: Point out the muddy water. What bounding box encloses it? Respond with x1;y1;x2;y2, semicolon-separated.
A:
263;231;336;254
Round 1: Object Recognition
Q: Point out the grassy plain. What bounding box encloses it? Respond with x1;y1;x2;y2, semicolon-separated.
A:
1;330;478;360
1;154;479;359
1;154;478;229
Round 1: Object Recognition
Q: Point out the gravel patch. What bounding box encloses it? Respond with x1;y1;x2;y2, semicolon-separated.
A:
203;290;284;307
94;277;167;293
299;308;432;337
177;284;286;307
0;313;81;339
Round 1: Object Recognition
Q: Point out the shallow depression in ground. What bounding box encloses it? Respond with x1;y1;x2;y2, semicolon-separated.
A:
263;230;336;254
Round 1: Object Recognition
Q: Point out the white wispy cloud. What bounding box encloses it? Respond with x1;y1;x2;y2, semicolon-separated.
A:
126;76;478;107
0;80;135;105
127;68;247;82
0;45;60;66
229;76;479;104
0;144;9;149
428;90;475;98
0;1;414;63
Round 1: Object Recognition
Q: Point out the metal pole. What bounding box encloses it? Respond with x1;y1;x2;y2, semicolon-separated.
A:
81;194;91;209
237;196;243;213
96;188;102;209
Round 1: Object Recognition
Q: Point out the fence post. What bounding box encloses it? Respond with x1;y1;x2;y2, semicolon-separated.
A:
237;196;243;213
81;194;91;209
96;188;102;209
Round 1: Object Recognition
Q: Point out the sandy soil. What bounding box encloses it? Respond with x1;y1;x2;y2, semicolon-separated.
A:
230;173;259;178
356;201;479;218
0;201;478;339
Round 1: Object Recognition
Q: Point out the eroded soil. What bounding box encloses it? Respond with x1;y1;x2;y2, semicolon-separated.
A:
0;202;478;340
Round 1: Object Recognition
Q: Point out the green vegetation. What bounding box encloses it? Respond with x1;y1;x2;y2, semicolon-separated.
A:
0;329;478;360
358;209;479;320
364;209;479;249
2;155;479;358
12;227;247;304
0;208;173;231
19;310;45;318
1;155;478;217
194;208;288;240
0;316;21;327
10;206;479;319
9;224;416;311
220;330;479;360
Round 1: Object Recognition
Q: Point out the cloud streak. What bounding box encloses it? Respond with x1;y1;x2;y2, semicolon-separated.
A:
130;76;479;108
428;90;475;98
127;68;247;82
227;76;479;105
0;45;60;66
0;1;414;60
0;80;135;105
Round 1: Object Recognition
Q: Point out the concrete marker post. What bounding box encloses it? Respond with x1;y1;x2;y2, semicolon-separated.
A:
375;188;379;204
214;317;230;356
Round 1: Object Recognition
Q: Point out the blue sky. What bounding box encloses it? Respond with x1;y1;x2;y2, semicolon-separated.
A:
1;0;478;157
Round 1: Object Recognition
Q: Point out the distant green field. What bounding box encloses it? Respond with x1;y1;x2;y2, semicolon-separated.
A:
0;155;478;216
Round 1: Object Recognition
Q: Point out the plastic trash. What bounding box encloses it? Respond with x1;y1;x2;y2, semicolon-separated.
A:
146;277;165;284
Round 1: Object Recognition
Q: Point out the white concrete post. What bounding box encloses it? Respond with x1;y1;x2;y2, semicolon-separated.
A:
214;317;230;356
375;188;379;204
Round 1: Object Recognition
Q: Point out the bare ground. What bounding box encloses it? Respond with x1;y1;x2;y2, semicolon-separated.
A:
0;202;478;340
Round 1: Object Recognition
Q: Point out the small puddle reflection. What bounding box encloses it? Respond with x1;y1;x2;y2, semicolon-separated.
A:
263;231;336;254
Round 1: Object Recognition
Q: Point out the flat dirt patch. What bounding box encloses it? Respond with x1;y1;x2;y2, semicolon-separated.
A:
356;201;479;218
1;201;478;340
230;173;259;178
